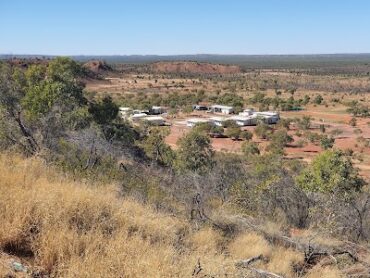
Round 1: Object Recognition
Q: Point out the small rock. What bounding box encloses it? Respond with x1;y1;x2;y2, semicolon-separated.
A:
11;261;27;273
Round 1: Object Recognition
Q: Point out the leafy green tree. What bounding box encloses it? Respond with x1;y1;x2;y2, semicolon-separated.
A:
47;57;83;82
140;127;174;166
0;57;96;156
249;153;284;190
0;63;39;154
225;126;241;140
175;130;214;173
296;150;365;194
65;107;92;130
22;80;62;118
88;96;118;125
271;129;293;147
22;57;86;120
267;129;293;154
25;64;46;86
216;93;244;109
47;57;86;104
103;123;137;147
254;121;271;139
12;68;27;89
193;122;213;134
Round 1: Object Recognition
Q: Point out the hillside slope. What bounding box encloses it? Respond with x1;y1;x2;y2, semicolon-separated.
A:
0;154;364;277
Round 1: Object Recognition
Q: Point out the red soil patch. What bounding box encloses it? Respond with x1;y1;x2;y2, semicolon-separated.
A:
282;110;352;123
165;110;370;178
165;125;188;149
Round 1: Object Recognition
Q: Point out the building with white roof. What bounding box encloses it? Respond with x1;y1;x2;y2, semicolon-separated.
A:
230;115;257;126
192;104;209;111
130;113;148;122
133;109;149;115
254;112;280;124
210;105;234;114
119;107;133;119
209;116;229;127
149;106;165;115
143;116;166;126
186;118;212;127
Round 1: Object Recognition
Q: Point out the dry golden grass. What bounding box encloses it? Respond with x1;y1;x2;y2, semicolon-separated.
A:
291;229;343;249
267;247;304;277
228;232;272;259
0;153;347;277
0;154;238;277
187;227;224;254
0;259;9;277
306;266;344;278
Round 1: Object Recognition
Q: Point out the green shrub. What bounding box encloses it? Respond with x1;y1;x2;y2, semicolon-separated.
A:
225;126;242;140
296;150;365;194
254;122;271;139
240;130;253;141
241;141;260;156
175;130;214;174
140;127;175;166
320;135;335;150
313;94;323;105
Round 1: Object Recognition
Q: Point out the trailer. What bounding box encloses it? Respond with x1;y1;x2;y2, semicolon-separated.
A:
149;106;165;115
130;113;148;122
255;112;280;124
192;104;209;111
229;115;256;126
210;105;234;114
186;118;212;127
143;116;166;126
119;107;133;119
209;116;228;127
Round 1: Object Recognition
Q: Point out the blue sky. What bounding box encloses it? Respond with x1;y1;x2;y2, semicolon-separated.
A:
0;0;369;55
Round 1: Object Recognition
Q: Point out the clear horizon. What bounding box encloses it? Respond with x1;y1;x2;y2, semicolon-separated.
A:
2;53;370;57
1;0;370;55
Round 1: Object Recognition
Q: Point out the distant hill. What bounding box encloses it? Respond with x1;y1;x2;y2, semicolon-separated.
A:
83;60;112;73
4;57;50;68
2;53;370;74
2;53;370;66
150;61;241;74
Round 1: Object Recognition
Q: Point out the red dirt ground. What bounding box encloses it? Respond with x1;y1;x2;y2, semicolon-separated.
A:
165;110;370;178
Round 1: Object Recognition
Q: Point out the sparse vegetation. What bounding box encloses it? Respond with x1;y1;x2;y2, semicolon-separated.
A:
1;56;370;277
